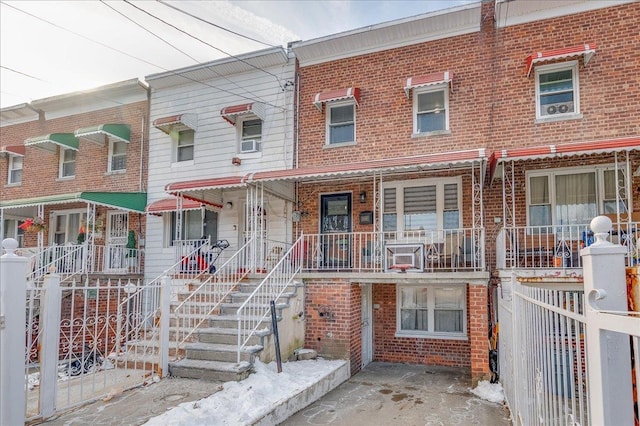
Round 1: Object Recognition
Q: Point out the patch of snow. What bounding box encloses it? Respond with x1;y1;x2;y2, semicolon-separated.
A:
144;358;345;426
470;380;505;404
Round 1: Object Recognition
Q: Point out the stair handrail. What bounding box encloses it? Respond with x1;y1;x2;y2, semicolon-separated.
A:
236;235;303;363
26;244;86;286
172;237;255;353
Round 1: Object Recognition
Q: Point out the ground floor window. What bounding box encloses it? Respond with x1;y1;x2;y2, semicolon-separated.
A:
51;210;86;245
396;284;466;339
168;209;218;245
2;219;25;247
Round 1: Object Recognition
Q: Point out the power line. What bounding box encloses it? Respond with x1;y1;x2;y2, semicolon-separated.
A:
0;65;46;82
156;0;277;48
123;0;284;87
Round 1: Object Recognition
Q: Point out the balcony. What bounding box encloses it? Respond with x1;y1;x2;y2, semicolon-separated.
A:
496;221;639;270
297;228;485;274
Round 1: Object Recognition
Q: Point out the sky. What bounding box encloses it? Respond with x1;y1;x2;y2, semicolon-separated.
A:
0;0;475;109
141;358;504;425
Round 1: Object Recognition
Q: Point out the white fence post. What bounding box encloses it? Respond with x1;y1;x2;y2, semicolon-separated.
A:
39;270;62;419
0;239;28;426
160;275;171;378
581;216;633;425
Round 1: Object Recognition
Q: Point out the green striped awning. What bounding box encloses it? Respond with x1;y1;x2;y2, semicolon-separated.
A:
24;133;79;152
75;124;130;145
0;192;147;213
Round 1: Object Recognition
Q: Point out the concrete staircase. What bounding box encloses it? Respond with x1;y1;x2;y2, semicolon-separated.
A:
168;276;302;382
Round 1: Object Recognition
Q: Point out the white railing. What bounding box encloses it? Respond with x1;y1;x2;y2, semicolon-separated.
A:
497;221;639;270
300;228;485;272
236;236;303;363
172;237;255;353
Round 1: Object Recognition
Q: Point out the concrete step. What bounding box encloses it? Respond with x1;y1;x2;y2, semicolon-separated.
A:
197;327;268;346
219;301;289;315
229;291;297;304
207;314;276;329
169;358;252;382
184;341;262;363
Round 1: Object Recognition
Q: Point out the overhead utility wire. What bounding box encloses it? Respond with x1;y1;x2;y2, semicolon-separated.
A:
156;0;277;48
123;0;284;88
2;2;285;109
106;0;268;104
0;65;46;82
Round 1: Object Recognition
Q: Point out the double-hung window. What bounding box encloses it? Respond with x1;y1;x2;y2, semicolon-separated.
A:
109;140;127;172
240;118;262;153
176;130;194;162
535;61;579;119
168;210;218;246
8;155;23;184
527;166;627;227
398;285;466;338
414;87;448;134
327;102;355;145
59;148;76;178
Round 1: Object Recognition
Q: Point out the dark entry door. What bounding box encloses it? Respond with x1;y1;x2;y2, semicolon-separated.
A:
320;193;352;268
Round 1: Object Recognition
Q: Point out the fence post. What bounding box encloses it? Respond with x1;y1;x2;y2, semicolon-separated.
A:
39;269;62;419
0;239;28;426
159;275;171;378
581;216;633;425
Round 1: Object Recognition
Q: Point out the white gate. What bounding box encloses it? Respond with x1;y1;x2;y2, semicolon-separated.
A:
105;211;128;272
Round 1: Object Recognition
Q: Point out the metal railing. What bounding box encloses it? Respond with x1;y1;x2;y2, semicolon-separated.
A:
299;228;485;272
172;237;255;353
497;221;639;269
236;236;303;363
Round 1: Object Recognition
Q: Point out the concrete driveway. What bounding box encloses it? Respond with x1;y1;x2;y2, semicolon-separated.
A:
280;362;511;426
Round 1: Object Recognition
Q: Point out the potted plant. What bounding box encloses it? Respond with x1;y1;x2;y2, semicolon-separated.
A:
126;230;137;267
19;217;46;233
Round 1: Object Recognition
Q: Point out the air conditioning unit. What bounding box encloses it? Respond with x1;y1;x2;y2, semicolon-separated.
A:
241;139;260;153
545;102;573;115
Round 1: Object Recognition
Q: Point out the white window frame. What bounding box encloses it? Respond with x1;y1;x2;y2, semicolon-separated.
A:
59;148;76;178
174;129;195;164
535;61;580;121
396;284;467;340
108;139;127;173
325;100;356;146
526;164;629;227
2;219;24;247
8;155;23;184
413;85;449;135
382;176;462;236
237;116;263;157
49;209;86;245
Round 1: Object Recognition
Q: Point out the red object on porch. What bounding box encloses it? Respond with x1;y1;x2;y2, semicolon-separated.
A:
390;264;413;273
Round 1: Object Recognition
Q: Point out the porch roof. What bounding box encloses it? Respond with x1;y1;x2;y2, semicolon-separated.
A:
0;192;147;213
487;136;640;182
253;148;487;182
164;176;247;193
145;197;222;214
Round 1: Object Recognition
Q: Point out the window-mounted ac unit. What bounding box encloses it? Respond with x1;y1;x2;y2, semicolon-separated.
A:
241;139;260;153
545;101;573;115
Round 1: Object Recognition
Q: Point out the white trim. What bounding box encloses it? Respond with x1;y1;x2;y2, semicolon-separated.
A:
58;147;76;179
8;155;23;184
325;100;356;146
534;61;580;121
107;138;127;173
412;84;450;134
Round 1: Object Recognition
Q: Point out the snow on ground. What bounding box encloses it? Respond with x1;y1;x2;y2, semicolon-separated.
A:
470;380;505;404
144;358;345;426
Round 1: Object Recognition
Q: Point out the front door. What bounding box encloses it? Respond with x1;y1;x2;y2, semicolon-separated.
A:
361;284;373;368
105;211;128;272
320;193;352;268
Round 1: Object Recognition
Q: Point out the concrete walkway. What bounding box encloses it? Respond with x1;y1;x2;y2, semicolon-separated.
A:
40;362;510;426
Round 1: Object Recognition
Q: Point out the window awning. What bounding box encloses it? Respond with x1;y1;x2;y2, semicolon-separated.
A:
0;192;147;213
314;87;360;111
488;136;639;182
24;133;79;152
153;113;198;134
404;71;453;98
145;197;221;215
0;145;25;157
74;123;130;145
526;43;596;77
220;102;265;125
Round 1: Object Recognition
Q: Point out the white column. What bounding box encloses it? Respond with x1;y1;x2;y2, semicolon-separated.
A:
39;270;61;418
581;216;632;426
0;238;28;426
159;275;171;378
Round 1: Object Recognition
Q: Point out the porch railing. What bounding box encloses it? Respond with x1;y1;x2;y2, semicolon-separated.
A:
497;221;639;269
236;236;304;363
299;228;485;272
172;237;254;353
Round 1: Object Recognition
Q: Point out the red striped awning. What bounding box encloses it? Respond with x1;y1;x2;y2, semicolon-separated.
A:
220;102;265;125
313;88;360;111
164;176;248;193
153;113;198;134
404;71;453;97
488;136;640;182
0;145;25;156
526;43;596;77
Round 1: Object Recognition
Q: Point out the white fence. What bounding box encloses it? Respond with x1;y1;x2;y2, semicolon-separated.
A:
498;217;640;425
